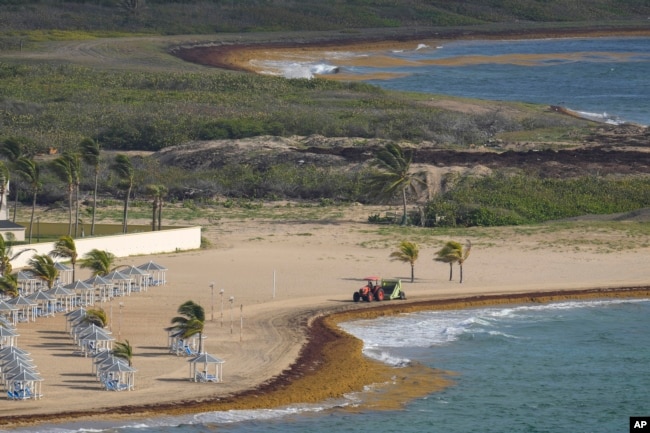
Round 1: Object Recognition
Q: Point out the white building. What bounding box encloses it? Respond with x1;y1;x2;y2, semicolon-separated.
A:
0;182;26;242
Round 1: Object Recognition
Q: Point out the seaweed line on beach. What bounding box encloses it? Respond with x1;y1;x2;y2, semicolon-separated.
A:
3;286;649;428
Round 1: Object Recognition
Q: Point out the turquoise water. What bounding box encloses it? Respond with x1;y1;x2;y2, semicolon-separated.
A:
9;298;650;433
263;36;650;126
362;36;650;126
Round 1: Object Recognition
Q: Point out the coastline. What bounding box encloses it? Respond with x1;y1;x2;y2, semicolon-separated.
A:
4;285;650;429
173;25;650;74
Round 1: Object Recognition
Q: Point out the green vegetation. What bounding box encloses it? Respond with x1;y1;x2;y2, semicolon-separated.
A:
0;0;648;232
1;0;647;43
0;63;582;155
420;174;650;227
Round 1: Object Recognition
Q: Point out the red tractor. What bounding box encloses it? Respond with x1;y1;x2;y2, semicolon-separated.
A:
353;276;385;302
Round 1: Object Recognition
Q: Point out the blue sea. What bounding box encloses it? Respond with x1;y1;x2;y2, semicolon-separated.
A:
8;298;650;433
260;36;650;126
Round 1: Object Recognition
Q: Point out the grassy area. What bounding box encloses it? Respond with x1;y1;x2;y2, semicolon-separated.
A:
1;1;648;40
1;0;648;230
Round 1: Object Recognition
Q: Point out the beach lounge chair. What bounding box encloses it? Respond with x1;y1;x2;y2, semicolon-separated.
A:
103;378;129;391
195;371;218;383
204;372;218;382
184;345;198;356
7;390;16;400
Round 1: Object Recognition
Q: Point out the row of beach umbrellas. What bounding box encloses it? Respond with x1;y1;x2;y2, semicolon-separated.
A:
1;320;43;400
16;260;168;298
1;261;169;326
65;308;137;391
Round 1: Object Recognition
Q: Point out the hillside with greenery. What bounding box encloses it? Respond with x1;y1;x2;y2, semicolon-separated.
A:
2;0;649;38
1;0;649;230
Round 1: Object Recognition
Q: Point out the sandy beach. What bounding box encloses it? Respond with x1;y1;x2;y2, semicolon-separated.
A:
2;203;649;428
2;26;650;429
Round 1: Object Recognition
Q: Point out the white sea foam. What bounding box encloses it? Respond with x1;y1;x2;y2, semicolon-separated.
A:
251;60;340;79
340;298;650;361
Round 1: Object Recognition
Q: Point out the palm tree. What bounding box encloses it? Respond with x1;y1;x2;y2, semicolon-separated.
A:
14;157;40;244
50;236;78;281
0;162;9;219
80;138;100;236
367;143;426;225
434;241;460;282
83;307;108;328
70;152;82;238
52;153;76;236
156;185;167;231
111;154;134;234
0;234;34;277
79;249;116;277
167;300;205;354
28;254;59;289
389;240;419;283
145;184;161;231
0;273;19;298
435;240;472;283
112;340;134;366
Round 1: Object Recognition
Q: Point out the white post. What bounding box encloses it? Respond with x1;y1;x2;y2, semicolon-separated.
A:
220;288;224;327
209;282;215;321
229;296;234;334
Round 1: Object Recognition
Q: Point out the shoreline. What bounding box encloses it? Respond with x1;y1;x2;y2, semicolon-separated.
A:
173;25;650;74
4;285;650;429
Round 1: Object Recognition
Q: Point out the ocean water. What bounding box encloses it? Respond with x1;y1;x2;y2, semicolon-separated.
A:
9;298;650;433
258;36;650;126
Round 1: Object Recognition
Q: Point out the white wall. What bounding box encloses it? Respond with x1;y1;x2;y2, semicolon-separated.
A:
9;226;202;270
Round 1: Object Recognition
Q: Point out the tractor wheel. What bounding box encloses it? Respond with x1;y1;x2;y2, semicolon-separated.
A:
366;292;374;302
400;291;407;300
353;292;361;302
375;289;385;301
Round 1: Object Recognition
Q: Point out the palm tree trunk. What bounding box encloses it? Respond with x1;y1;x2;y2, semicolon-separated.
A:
157;198;162;231
122;186;131;234
151;197;157;231
410;263;414;283
91;170;98;236
459;264;464;284
448;263;453;281
13;192;18;222
28;192;36;244
67;186;73;236
401;188;408;225
74;182;80;238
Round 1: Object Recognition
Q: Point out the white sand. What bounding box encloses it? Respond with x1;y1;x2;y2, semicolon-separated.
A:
3;205;649;425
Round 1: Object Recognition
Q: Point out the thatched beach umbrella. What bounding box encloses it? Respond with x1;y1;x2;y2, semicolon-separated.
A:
188;352;225;383
6;295;37;322
137;261;167;285
121;266;150;292
45;285;75;313
53;262;73;285
16;270;39;296
27;290;56;318
0;325;19;348
100;360;136;391
64;280;95;306
84;274;112;302
104;270;132;297
0;300;19;325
